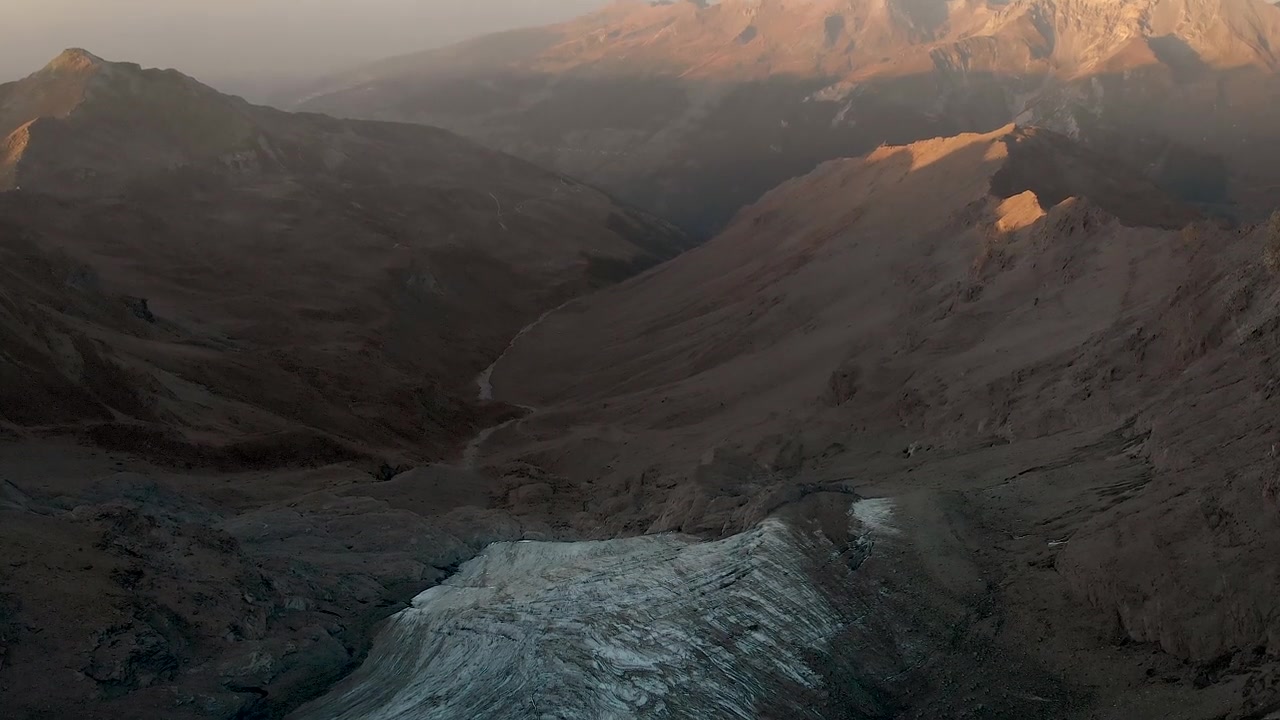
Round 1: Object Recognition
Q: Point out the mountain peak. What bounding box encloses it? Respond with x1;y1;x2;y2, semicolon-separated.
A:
45;48;106;73
0;50;262;194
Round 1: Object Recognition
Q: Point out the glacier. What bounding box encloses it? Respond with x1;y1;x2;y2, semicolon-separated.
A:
289;503;893;720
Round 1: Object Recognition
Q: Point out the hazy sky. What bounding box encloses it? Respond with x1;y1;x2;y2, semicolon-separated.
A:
1;0;610;91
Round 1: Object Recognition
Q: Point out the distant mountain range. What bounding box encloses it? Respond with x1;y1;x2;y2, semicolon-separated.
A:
298;0;1280;235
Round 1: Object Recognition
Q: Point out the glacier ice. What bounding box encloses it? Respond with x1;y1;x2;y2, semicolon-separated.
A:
290;508;888;720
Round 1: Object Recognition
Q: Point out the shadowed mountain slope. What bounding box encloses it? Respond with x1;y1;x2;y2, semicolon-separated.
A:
0;49;688;463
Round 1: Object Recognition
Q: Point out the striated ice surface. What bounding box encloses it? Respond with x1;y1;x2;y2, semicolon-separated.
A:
290;517;861;720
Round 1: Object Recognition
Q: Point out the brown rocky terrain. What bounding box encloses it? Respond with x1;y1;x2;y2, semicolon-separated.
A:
0;441;565;719
0;50;687;719
464;124;1280;716
298;0;1280;235
0;49;688;463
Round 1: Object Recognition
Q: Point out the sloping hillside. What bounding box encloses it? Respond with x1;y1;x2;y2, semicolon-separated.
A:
0;50;688;462
0;49;688;720
488;124;1202;473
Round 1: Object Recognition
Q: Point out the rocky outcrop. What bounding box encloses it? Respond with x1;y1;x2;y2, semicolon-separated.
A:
0;459;554;720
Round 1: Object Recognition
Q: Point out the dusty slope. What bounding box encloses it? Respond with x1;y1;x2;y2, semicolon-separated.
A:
299;0;1280;234
488;124;1199;476
474;125;1280;715
0;50;687;463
